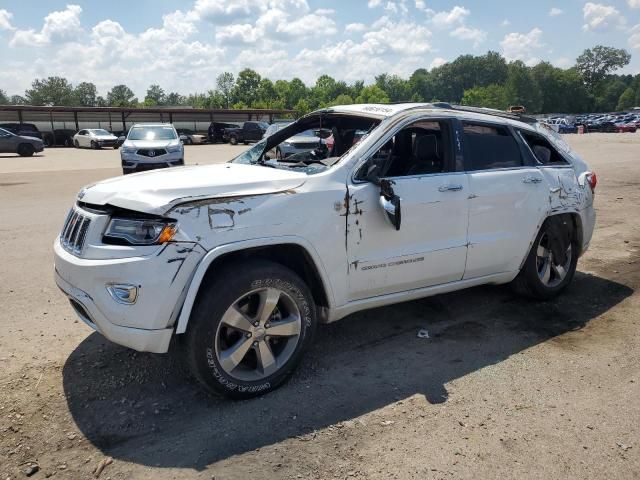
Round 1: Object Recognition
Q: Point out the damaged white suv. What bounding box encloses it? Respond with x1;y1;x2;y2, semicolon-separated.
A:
54;103;597;399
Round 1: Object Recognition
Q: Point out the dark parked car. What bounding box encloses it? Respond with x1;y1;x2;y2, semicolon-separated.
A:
0;127;44;156
588;121;617;133
0;123;42;140
223;121;269;145
43;129;76;147
208;122;240;143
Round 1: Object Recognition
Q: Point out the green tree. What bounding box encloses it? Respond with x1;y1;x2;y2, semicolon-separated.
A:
575;45;631;93
73;82;97;106
330;94;354;106
10;95;27;105
409;69;432;101
216;72;235;108
375;74;411;101
617;87;636;110
164;92;185;106
311;74;340;107
595;79;627;111
293;98;311;116
232;69;261;106
107;84;138;107
505;61;542;113
25;76;75;105
461;84;507;109
0;89;8;104
257;78;277;107
287;78;308;108
95;96;107;107
355;85;389;104
144;84;166;106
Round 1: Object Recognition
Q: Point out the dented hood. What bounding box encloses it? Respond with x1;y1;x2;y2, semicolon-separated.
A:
79;163;307;215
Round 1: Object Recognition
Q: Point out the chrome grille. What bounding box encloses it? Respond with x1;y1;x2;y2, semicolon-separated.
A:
60;209;91;255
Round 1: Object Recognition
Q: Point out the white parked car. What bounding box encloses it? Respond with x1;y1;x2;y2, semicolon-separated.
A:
177;129;208;145
119;123;184;174
54;103;597;399
73;129;119;149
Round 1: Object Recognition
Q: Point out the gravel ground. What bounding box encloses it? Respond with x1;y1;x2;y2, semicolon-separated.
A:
0;134;639;480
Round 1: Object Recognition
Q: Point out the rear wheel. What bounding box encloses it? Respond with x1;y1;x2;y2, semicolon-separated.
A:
17;143;35;157
184;260;316;399
229;135;238;145
512;217;578;300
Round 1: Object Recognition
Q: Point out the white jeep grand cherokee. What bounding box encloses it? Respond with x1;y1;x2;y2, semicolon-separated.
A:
54;103;597;399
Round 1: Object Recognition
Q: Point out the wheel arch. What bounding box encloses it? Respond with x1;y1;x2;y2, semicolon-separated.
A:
174;237;334;334
518;210;584;270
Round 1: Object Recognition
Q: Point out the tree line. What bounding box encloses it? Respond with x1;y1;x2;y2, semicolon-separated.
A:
1;45;637;115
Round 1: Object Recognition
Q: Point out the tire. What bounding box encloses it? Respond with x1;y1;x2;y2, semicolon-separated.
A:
184;260;317;399
511;216;578;300
243;140;248;145
64;138;72;147
91;140;98;149
17;143;35;157
113;145;119;149
74;140;79;148
229;135;238;145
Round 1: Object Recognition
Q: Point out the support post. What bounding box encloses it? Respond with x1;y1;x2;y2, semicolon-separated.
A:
74;111;79;131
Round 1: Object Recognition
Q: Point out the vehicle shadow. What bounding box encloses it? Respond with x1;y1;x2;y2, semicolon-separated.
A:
62;271;633;470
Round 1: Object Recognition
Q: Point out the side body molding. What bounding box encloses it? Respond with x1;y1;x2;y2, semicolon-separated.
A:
174;235;335;334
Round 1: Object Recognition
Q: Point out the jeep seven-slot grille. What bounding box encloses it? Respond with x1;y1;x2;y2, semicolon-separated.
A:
60;209;91;255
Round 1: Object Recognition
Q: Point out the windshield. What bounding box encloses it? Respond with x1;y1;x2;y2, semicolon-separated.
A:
231;113;379;175
128;126;177;141
90;129;111;135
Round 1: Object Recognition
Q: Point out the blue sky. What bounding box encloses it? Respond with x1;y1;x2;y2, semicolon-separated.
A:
0;0;638;98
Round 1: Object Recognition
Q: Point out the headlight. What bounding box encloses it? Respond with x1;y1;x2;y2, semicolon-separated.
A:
104;218;177;245
167;144;182;153
121;147;136;154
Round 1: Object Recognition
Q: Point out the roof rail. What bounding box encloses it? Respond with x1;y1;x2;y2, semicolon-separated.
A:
430;102;538;124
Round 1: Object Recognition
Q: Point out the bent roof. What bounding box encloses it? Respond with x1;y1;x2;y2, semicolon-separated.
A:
321;102;539;129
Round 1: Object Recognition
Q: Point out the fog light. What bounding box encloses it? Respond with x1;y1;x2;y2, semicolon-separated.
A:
106;284;138;304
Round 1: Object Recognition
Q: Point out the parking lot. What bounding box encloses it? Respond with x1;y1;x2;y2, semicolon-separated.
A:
1;134;639;479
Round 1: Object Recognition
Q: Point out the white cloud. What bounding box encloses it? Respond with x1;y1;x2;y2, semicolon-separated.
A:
500;28;544;65
368;0;383;7
431;6;469;28
553;57;572;68
11;4;83;47
345;22;367;33
549;8;563;17
450;25;486;46
628;0;640;8
415;0;427;10
582;2;626;32
429;57;447;69
501;19;511;27
0;9;14;31
630;24;640;49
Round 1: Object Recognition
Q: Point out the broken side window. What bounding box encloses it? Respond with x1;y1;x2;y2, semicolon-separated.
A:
519;130;570;166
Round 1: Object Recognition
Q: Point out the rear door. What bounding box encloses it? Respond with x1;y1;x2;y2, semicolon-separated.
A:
0;128;15;152
462;121;548;279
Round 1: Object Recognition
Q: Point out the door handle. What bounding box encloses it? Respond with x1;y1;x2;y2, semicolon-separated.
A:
522;176;542;184
438;184;463;192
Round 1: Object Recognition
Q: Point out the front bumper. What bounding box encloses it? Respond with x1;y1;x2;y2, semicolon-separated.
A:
121;149;184;172
54;237;205;353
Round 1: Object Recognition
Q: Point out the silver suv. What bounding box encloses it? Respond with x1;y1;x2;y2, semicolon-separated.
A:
120;124;184;174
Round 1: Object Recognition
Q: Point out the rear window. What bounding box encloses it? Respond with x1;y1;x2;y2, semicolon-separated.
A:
463;122;522;171
519;130;569;166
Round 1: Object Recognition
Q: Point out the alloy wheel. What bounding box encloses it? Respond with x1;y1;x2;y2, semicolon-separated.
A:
214;287;302;381
536;232;572;288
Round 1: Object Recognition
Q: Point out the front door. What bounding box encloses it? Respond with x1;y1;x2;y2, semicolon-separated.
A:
346;118;469;301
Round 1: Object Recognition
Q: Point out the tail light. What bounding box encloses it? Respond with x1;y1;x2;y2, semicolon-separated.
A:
586;172;597;192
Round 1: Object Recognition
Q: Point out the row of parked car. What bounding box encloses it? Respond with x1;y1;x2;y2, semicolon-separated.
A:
543;111;640;134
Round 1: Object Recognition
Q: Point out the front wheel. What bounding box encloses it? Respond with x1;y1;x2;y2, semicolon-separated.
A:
17;143;35;157
229;135;238;145
512;217;578;300
184;260;316;399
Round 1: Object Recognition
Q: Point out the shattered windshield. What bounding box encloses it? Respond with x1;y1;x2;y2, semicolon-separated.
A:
230;113;379;175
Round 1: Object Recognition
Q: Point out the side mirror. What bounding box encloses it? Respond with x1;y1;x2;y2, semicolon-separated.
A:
379;179;401;230
365;163;381;185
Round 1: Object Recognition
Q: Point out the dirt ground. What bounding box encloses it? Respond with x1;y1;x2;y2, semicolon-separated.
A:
1;134;639;480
